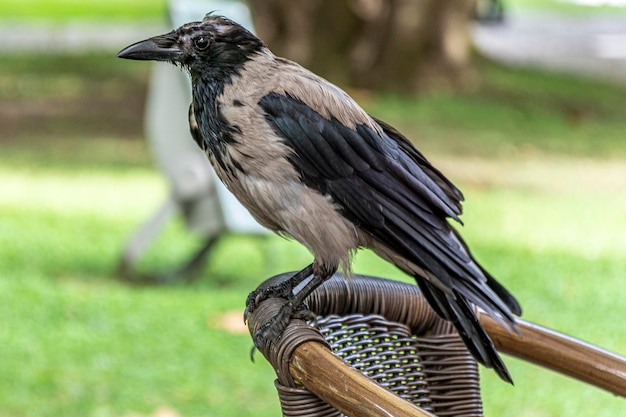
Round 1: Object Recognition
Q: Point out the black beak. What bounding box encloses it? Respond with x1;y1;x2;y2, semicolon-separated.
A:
117;32;182;62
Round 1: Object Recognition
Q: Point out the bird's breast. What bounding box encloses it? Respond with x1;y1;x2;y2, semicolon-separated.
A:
226;172;363;273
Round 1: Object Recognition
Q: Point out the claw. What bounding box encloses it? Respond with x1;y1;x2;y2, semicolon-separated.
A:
243;288;264;322
244;279;297;323
243;305;252;324
252;308;293;349
292;305;315;322
250;300;315;350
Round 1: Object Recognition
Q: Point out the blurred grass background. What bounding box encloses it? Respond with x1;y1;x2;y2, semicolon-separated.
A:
1;0;166;20
1;1;626;416
3;0;626;19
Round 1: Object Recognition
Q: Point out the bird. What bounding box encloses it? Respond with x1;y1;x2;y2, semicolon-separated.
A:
117;13;522;383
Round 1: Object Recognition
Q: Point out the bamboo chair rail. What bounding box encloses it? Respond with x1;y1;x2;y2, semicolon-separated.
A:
247;274;626;417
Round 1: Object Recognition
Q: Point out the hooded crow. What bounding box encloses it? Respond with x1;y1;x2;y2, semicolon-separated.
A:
118;14;521;383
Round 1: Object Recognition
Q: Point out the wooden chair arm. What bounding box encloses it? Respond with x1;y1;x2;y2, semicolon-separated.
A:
480;312;626;397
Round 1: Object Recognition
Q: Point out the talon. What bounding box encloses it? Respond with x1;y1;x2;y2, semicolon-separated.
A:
250;301;314;351
244;288;266;322
292;306;315;322
243;305;252;323
244;279;301;323
253;316;287;348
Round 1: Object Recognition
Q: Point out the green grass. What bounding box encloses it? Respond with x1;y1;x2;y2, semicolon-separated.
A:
0;276;279;417
0;152;283;417
0;0;167;21
509;0;626;15
2;0;625;22
364;61;626;158
1;52;626;416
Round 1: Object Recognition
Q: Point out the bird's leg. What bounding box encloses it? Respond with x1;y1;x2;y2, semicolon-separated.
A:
244;264;314;321
250;263;334;349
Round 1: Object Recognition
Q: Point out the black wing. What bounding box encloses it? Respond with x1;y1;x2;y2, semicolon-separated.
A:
259;91;521;381
260;92;481;288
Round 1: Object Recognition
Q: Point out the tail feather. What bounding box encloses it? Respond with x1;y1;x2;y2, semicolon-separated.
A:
417;279;514;384
483;267;522;316
451;227;522;317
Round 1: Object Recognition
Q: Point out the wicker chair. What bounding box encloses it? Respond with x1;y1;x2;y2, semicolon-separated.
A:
247;273;626;417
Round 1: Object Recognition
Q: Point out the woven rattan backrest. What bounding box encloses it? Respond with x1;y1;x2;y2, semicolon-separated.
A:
256;273;626;416
268;274;484;417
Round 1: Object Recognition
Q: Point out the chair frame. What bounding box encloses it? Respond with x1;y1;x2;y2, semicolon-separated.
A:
247;273;626;417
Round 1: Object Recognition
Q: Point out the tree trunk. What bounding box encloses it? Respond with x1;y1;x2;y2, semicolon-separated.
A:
248;0;476;94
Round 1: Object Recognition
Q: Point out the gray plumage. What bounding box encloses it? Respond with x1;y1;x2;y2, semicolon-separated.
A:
118;14;522;383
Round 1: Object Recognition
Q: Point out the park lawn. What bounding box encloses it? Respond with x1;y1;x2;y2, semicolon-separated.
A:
2;0;626;21
0;51;625;416
510;0;626;15
0;0;166;21
1;144;625;417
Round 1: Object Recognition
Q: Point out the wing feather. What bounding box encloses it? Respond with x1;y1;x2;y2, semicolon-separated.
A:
258;92;519;307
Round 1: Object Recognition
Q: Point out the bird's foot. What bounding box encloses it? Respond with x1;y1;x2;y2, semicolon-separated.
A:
244;280;295;323
251;300;314;350
246;264;328;355
244;265;315;323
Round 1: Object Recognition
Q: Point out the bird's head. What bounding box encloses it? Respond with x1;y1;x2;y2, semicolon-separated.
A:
117;14;264;78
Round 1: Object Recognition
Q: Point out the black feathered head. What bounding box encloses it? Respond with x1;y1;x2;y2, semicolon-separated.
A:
117;14;264;78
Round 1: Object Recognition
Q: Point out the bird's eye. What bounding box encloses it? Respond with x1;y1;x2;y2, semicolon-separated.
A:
194;37;209;51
